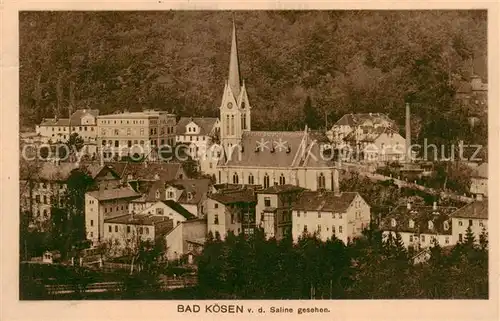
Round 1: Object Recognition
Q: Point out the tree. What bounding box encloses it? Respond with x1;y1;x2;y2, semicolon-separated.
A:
303;95;320;129
67;133;84;153
463;225;475;247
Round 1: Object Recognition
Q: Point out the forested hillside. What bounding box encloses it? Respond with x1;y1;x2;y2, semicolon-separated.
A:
19;10;487;145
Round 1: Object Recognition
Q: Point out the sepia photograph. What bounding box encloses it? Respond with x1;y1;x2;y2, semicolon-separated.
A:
14;8;491;303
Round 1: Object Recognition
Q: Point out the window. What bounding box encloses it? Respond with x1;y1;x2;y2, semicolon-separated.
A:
421;235;426;242
140;128;145;135
127;226;131;233
128;140;132;147
409;219;415;228
232;173;239;184
459;220;463;226
445;236;450;244
264;197;271;207
339;213;342;219
263;173;270;188
115;225;118;232
443;221;449;231
339;226;343;233
214;214;219;225
145;227;149;235
90;220;94;227
391;219;396;227
231;115;235;135
90;232;93;238
248;173;254;185
459;233;463;242
318;212;321;218
155;191;160;199
114;129;119;135
105;207;107;213
409;235;414;242
108;226;112;232
428;221;434;230
43;209;48;218
469;219;473;226
279;174;286;185
317;224;322;233
114;140;119;147
317;173;326;189
43;195;47;204
303;225;308;233
127;128;131;136
297;211;301;217
214;203;218;209
231;213;235;224
479;221;484;227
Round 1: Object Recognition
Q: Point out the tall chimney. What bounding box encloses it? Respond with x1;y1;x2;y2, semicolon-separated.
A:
432;201;437;211
333;168;340;196
405;102;411;163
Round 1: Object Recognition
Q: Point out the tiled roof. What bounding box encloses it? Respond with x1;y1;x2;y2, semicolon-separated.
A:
161;200;196;219
380;205;458;235
334;113;397;128
451;201;488;219
176;117;219;136
223;131;306;167
69;109;99;125
258;184;305;194
105;162;184;181
39;118;70;127
104;213;173;226
344;127;399;143
97;111;172;119
80;164;120;179
171;179;212;205
87;187;140;201
293;191;358;213
209;189;256;205
472;162;488;178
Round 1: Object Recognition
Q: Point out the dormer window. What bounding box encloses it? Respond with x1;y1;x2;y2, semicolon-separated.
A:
408;219;415;228
155;190;160;199
428;221;434;230
391;218;397;227
154;173;160;180
187;192;193;200
443;221;449;231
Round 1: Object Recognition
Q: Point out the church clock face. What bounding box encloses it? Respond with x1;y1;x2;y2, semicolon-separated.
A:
227;102;233;109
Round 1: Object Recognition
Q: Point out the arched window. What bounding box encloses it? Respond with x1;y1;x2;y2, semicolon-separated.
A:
408;219;415;228
317;173;326;189
391;218;397;227
428;221;434;230
443;221;449;231
226;115;230;136
248;173;254;185
242;114;247;130
233;173;239;184
155;190;160;199
263;173;270;188
231;115;235;135
279;174;286;185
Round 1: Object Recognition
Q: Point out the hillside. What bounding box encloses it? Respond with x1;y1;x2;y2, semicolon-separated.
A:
19;10;487;145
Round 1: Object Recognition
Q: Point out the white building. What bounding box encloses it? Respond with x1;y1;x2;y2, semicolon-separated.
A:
450;200;488;244
175;117;220;158
136;200;195;227
343;127;406;162
326;113;397;145
36;109;99;144
206;188;256;240
85;187;141;246
164;218;207;261
470;162;488;199
380;203;458;250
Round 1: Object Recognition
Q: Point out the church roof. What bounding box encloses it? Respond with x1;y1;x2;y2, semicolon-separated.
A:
334;113;397;129
223;131;305;167
228;18;241;99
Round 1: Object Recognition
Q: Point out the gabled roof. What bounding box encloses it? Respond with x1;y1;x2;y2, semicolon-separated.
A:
87;187;140;201
344;127;401;143
381;205;458;235
334;113;397;129
69;109;99;125
169;179;212;205
104;214;173;227
81;164;120;180
105;162;184;181
258;184;305;194
451;201;488;219
209;189;256;205
223;130;312;168
472;162;488;178
161;200;196;219
39;118;70;127
292;191;359;213
176;117;219;136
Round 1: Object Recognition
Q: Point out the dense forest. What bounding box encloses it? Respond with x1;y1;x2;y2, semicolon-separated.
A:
20;10;487;145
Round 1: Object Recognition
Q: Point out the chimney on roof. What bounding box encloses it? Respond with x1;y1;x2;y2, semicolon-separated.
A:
433;201;437;211
407;202;411;210
333;168;340;196
405;102;411;163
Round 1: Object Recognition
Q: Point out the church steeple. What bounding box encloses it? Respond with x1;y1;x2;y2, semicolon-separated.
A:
228;17;241;99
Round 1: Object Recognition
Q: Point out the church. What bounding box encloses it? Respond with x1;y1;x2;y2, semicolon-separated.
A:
204;19;340;192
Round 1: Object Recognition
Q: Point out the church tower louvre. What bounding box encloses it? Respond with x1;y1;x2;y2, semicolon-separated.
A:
220;17;251;152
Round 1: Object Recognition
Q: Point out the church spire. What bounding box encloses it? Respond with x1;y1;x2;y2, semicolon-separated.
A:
228;16;241;99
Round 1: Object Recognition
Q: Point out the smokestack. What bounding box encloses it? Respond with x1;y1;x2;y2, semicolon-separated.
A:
405;103;411;162
433;201;437;211
333;168;340;196
407;202;411;210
